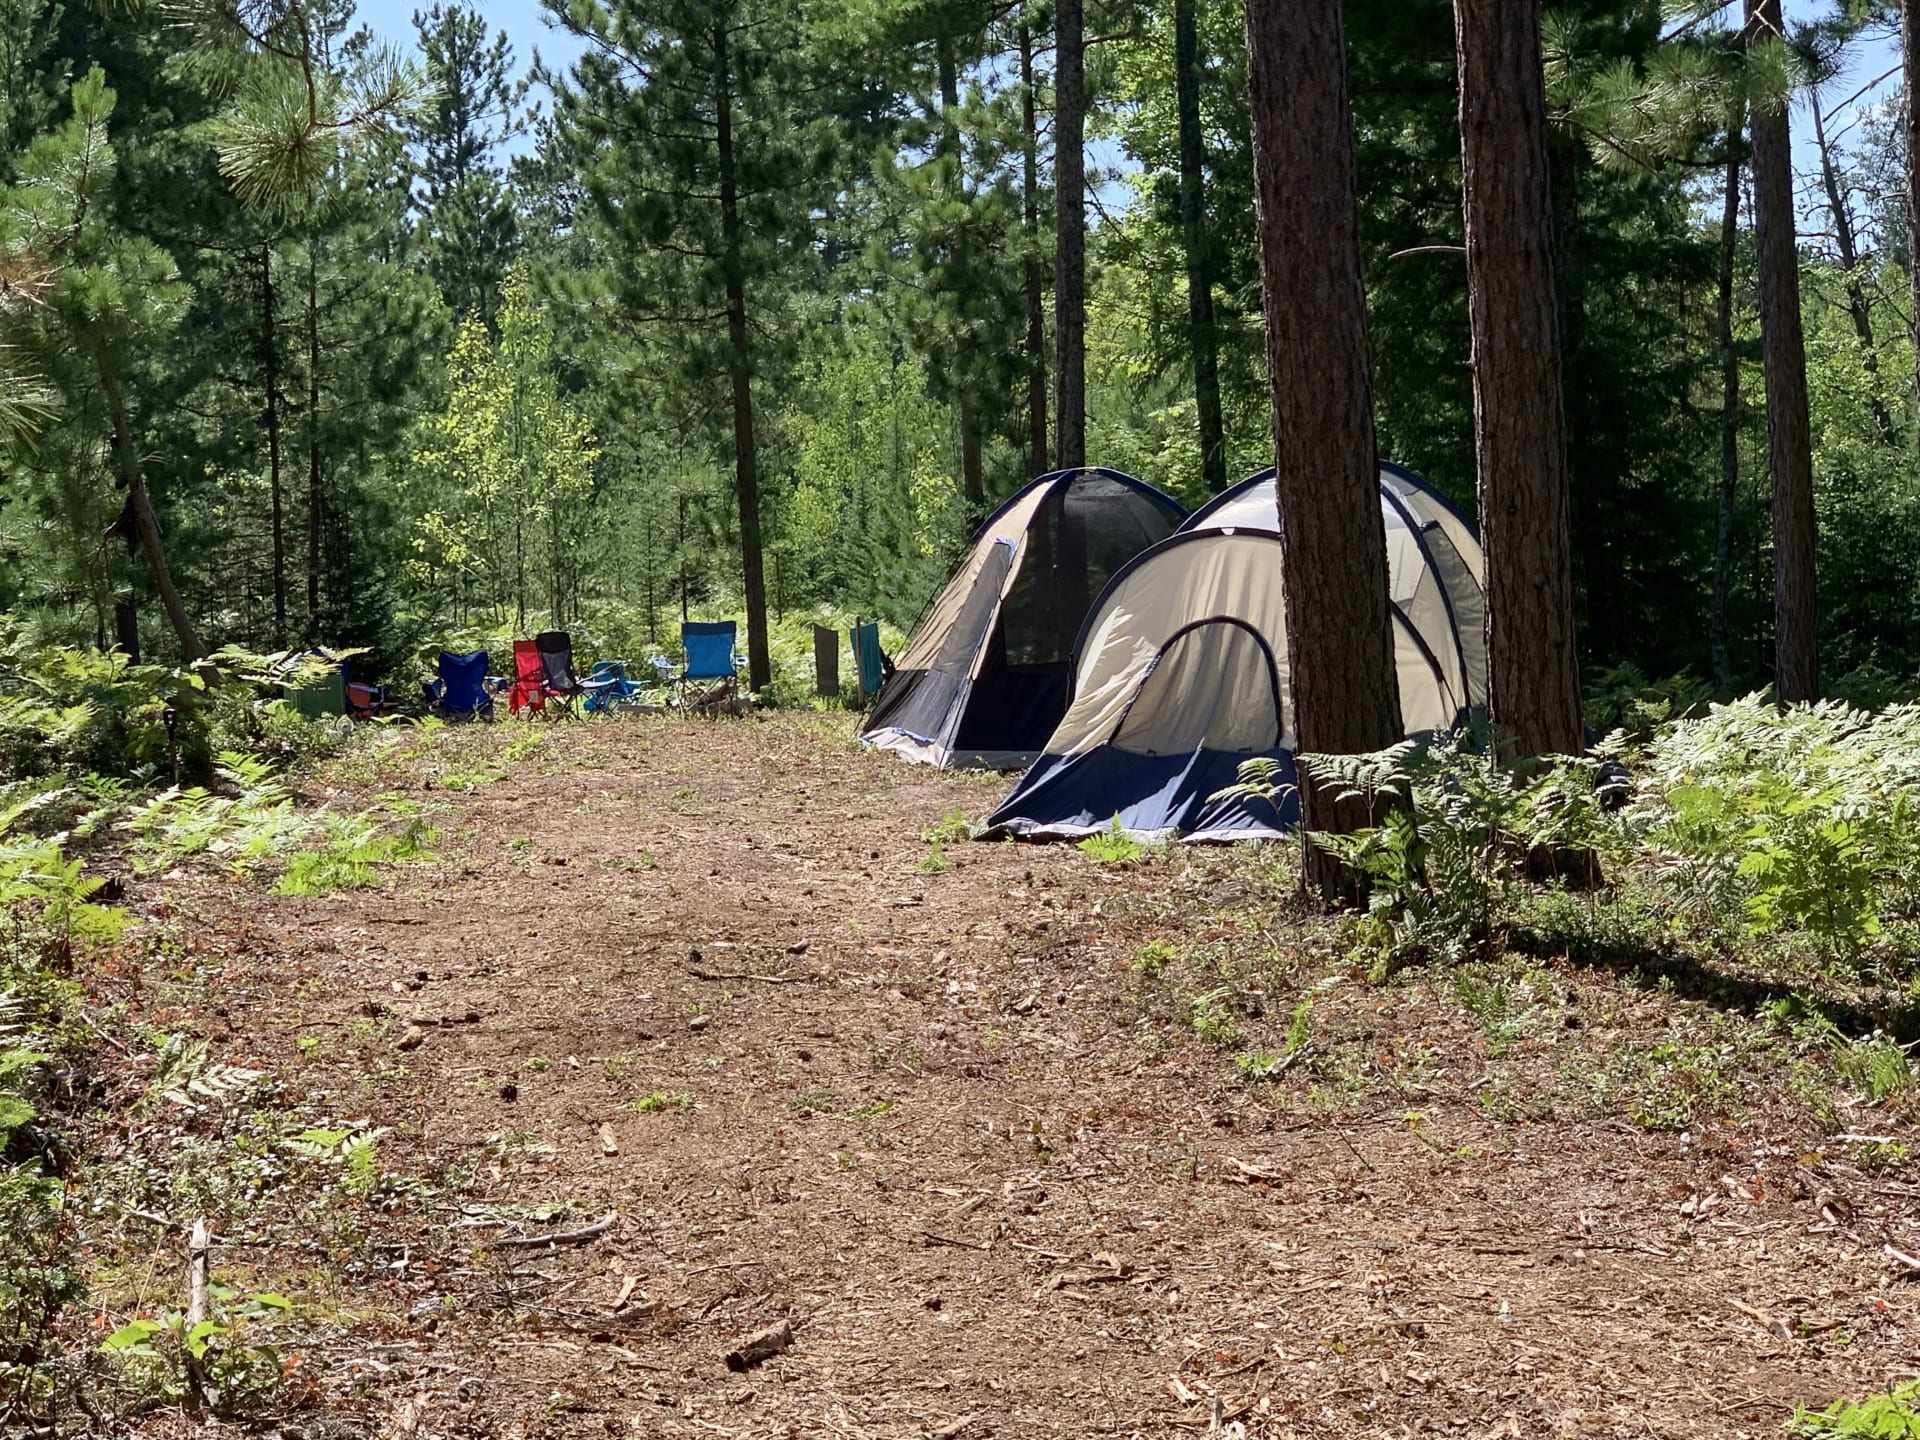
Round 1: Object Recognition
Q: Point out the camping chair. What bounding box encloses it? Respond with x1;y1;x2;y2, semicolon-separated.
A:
508;639;549;717
535;631;615;718
582;660;644;714
336;655;387;720
678;621;739;708
345;674;387;720
428;649;494;722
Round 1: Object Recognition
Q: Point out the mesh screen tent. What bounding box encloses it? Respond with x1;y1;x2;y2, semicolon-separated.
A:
984;462;1487;842
861;468;1189;768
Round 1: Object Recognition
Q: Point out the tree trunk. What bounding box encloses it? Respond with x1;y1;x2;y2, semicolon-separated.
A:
260;242;287;646
99;360;206;661
938;34;985;526
1454;0;1584;759
958;398;985;527
1244;0;1401;905
1052;0;1085;470
1020;22;1048;477
1174;0;1226;494
306;241;323;633
1905;0;1920;423
1712;122;1743;692
716;24;771;692
1810;90;1895;446
1747;0;1818;703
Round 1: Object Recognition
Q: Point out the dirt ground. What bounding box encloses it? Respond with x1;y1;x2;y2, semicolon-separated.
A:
108;712;1920;1440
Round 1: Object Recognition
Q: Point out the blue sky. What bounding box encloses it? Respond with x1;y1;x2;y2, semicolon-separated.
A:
353;0;1903;227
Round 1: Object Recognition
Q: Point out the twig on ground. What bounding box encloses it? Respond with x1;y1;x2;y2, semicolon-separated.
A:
491;1212;618;1249
919;1230;991;1251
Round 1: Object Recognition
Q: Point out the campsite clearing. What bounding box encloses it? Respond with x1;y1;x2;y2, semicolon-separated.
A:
96;713;1918;1438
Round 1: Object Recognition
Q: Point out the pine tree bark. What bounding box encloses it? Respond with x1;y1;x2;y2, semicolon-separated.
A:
1454;0;1583;759
1747;0;1818;703
1244;0;1402;904
937;34;985;525
1905;0;1920;421
1052;0;1085;470
1020;22;1048;477
1810;91;1895;446
259;242;287;646
99;360;206;661
1712;121;1743;692
306;241;323;632
716;23;771;693
1174;0;1226;494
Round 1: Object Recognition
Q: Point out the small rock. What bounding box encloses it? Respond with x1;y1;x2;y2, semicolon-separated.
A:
787;939;810;955
396;1025;426;1052
922;1294;942;1310
689;1014;711;1033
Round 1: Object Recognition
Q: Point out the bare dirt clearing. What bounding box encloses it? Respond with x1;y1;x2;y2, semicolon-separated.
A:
107;713;1920;1439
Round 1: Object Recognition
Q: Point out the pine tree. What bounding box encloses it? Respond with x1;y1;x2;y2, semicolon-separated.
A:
0;67;206;658
1454;0;1583;758
1173;0;1226;494
1244;0;1401;903
551;0;837;692
1747;0;1819;701
1054;0;1085;469
410;3;522;328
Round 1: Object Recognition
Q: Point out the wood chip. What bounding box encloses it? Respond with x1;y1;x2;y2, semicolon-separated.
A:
722;1318;794;1372
599;1122;619;1156
1884;1244;1920;1273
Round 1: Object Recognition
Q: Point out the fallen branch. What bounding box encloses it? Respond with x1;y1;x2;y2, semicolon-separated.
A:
723;1318;794;1372
492;1212;617;1250
919;1230;991;1251
1884;1243;1920;1273
681;965;811;984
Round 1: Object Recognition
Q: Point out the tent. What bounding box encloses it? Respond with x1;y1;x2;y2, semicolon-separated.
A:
983;462;1487;842
861;467;1189;768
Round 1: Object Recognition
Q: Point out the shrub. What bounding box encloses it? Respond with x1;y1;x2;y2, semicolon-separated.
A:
1635;696;1920;961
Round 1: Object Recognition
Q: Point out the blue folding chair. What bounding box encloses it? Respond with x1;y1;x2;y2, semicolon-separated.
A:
581;661;642;714
678;621;739;708
427;649;494;721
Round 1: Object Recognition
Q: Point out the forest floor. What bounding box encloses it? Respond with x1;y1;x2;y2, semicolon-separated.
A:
86;712;1920;1440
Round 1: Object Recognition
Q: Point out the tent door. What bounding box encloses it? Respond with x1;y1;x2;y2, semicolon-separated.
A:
1110;617;1284;757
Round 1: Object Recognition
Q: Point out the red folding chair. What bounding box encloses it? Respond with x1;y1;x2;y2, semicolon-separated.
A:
508;639;549;717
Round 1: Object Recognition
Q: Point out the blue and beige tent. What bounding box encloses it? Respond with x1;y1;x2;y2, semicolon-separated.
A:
983;462;1488;841
861;468;1188;769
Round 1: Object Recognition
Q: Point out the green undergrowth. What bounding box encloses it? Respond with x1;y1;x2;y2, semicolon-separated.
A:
1788;1384;1920;1438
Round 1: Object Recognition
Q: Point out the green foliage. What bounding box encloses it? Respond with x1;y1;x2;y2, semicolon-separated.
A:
1077;817;1145;865
1186;990;1236;1047
1636;696;1920;960
1252;737;1629;977
100;1285;292;1407
1132;938;1177;978
1788;1383;1920;1438
274;815;435;896
626;1091;693;1113
1452;969;1542;1056
920;808;975;845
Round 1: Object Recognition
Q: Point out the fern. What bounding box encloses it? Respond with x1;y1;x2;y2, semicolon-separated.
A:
143;1034;262;1110
1789;1383;1920;1438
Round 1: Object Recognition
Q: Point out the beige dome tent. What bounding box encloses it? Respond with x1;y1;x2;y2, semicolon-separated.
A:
861;468;1188;768
984;462;1487;841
